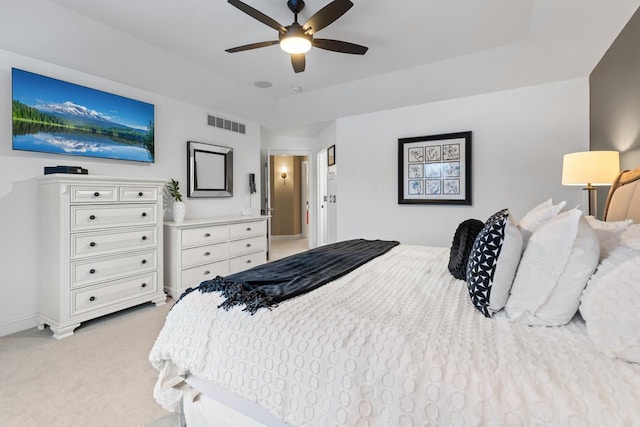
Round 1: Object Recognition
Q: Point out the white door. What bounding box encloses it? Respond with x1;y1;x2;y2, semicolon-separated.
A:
260;148;272;259
317;150;328;246
327;163;337;244
301;160;309;238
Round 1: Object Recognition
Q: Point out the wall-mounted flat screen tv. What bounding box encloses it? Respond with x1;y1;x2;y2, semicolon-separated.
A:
12;68;155;163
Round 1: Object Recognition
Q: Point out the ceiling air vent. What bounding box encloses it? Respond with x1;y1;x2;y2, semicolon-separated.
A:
207;115;246;135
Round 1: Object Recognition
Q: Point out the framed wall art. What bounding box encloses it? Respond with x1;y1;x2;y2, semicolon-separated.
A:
328;145;336;166
398;131;472;205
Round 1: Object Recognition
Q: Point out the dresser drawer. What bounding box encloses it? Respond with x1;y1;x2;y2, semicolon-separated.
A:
230;221;266;239
72;227;157;258
70;186;118;203
182;242;229;268
181;261;229;288
72;273;157;315
71;250;157;288
182;225;229;246
71;204;157;231
229;252;266;274
229;236;265;256
119;186;159;202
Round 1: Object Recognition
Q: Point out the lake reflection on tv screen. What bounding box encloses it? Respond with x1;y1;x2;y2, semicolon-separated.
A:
13;132;153;163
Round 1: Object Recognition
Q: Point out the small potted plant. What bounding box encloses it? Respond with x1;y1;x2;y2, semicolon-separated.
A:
167;179;185;222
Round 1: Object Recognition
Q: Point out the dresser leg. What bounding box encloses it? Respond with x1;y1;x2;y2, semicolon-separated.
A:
152;295;167;306
50;323;81;340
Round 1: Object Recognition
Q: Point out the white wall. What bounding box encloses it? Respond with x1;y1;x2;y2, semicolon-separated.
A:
0;50;261;336
336;78;590;247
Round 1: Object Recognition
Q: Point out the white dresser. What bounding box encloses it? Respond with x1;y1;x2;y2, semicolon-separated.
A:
38;175;167;339
164;216;268;299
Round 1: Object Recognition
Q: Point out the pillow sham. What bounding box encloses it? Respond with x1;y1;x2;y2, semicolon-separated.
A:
505;209;599;326
580;254;640;364
466;209;523;317
448;219;485;280
585;216;633;261
518;198;566;246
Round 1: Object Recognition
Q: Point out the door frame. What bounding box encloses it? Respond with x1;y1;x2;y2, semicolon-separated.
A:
317;149;328;247
263;149;315;250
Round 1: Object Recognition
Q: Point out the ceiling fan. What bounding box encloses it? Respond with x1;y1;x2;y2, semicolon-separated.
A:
225;0;368;73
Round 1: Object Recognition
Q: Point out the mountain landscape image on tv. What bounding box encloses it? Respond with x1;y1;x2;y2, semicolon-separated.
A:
12;68;155;163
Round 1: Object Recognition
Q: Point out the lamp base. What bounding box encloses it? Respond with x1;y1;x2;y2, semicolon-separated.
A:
582;185;597;218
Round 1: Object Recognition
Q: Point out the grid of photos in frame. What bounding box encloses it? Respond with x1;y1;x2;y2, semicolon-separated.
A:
407;143;461;196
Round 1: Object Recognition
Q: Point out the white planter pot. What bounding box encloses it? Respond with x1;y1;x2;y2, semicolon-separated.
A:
172;201;186;222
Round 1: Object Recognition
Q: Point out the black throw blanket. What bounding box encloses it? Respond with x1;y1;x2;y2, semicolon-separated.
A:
176;238;400;314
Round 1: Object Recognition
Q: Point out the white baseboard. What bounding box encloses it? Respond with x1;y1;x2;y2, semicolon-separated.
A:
0;313;38;338
271;234;303;241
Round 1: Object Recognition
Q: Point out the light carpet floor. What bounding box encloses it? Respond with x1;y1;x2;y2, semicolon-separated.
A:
0;244;309;427
0;300;178;427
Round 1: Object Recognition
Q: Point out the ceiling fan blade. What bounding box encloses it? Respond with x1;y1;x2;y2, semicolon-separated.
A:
226;40;280;53
291;53;306;73
313;38;368;55
302;0;353;35
228;0;287;33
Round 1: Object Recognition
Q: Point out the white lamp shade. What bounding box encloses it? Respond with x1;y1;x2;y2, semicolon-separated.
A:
562;151;620;186
280;36;311;54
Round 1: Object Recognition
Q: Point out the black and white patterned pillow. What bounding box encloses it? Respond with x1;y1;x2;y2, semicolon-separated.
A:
466;209;523;317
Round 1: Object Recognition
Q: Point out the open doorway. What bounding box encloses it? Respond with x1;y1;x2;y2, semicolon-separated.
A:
268;154;310;260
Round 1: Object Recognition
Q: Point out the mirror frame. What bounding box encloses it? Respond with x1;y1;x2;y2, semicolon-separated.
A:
187;141;233;198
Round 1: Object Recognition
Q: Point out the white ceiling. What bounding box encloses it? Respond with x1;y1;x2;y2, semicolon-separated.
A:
3;0;640;132
50;0;534;97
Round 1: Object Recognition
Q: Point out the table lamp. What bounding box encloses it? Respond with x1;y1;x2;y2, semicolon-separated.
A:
562;150;620;218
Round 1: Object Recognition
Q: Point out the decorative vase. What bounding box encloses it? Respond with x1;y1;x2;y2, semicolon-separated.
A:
172;201;186;222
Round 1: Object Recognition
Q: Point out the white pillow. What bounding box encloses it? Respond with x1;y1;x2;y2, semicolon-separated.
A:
505;209;600;326
584;216;633;261
518;199;567;246
581;254;640;364
620;222;640;250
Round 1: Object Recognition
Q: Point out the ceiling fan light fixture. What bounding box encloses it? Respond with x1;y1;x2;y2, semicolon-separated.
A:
280;34;312;54
226;0;367;72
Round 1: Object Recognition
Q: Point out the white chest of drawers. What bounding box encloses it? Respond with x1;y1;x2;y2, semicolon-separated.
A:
164;216;268;299
38;175;167;339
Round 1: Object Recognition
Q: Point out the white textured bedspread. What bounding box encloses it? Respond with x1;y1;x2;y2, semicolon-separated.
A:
150;245;640;426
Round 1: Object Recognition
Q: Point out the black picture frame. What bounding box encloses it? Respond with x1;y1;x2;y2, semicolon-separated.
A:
328;145;336;166
398;131;472;205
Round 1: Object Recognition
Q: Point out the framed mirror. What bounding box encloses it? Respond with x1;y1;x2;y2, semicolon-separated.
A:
187;141;233;198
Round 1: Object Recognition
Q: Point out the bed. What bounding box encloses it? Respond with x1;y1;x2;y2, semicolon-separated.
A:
150;168;640;426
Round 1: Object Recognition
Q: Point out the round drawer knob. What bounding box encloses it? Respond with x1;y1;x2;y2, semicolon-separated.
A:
89;215;96;220
204;271;211;275
89;242;96;247
141;212;147;217
204;252;211;256
89;269;96;274
246;260;252;264
246;227;252;231
141;283;147;288
142;236;147;241
138;192;144;197
246;243;252;247
141;259;147;264
89;296;96;302
93;192;100;197
204;233;211;237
